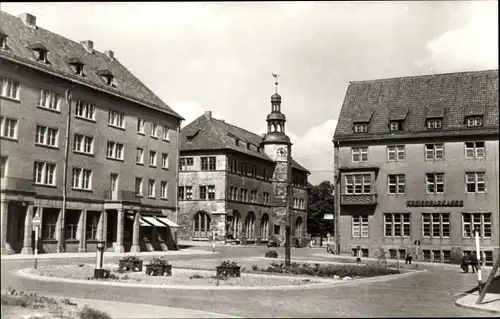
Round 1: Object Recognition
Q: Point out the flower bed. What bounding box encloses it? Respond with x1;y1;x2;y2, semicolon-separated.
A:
118;255;143;272
145;257;172;276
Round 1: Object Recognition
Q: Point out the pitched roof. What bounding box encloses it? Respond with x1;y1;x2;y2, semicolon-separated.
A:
180;113;310;173
0;11;183;119
334;69;499;141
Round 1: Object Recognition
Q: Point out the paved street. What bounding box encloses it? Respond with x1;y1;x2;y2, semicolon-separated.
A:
1;246;496;317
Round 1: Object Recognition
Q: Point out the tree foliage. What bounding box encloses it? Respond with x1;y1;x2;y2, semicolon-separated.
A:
307;180;335;237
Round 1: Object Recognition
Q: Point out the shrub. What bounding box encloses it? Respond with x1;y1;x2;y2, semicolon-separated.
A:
149;257;171;267
218;260;239;268
189;274;204;279
121;275;130;280
260;262;399;278
122;255;142;263
251;265;259;271
79;305;112;319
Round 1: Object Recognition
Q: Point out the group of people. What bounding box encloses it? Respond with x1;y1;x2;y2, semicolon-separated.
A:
461;251;480;273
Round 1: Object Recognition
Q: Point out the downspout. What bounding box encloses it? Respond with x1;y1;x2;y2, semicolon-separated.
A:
174;122;182;248
334;140;341;255
59;88;72;253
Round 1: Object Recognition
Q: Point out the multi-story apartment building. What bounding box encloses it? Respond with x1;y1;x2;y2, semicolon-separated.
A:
333;69;499;265
177;87;310;246
0;12;183;255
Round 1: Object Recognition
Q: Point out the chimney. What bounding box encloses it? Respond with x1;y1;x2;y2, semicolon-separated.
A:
104;50;114;59
261;133;266;138
80;40;94;53
204;111;212;119
18;13;37;28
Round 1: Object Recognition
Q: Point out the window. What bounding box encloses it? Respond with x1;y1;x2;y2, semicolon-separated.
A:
426;173;444;194
443;250;451;263
179;157;194;171
208;185;215;200
352;215;369;237
73;63;84;76
0;157;7;178
484;251;493;266
199;186;207;200
163;126;170;141
160;181;168;199
136;148;144;164
178;186;185;200
86;212;99;240
149;150;157;167
38;89;60;111
351;147;368;162
240;188;248;202
462;212;491;238
150;123;158;137
345;174;371;194
34;161;56;186
250;190;257;203
422;213;450;238
161;153;169;169
354;123;368;133
137;118;145;134
185;186;193;200
387;145;405;161
0;117;18;139
389;121;403;131
75;100;95;120
73;134;93;154
148;179;156;198
466;172;486;193
384;213;411;237
465;142;485;159
1;77;20;100
423;250;431;262
42;211;58;240
432;250;442;263
466;116;483;127
0;35;6;49
425;144;444;160
263;192;270;205
201;156;216;171
108;110;125;128
426;118;442;129
72;167;92;190
135;177;143;196
388;174;405;194
35;125;58;147
65;213;79;240
229;186;238;201
106;141;124;160
35;49;48;63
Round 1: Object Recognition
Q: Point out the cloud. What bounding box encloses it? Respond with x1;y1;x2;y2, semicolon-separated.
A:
169;101;225;127
419;1;498;72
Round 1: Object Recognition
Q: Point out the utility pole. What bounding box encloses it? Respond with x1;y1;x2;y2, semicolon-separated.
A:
476;253;500;304
285;143;292;267
59;88;72;253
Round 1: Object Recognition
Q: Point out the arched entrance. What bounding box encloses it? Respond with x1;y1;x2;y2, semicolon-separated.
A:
193;211;210;239
245;212;256;239
295;216;303;239
260;213;269;240
229;210;241;240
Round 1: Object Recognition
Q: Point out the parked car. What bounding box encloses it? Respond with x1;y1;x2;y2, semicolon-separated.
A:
267;239;280;247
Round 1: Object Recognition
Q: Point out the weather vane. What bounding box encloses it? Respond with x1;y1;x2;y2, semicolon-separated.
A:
271;73;279;93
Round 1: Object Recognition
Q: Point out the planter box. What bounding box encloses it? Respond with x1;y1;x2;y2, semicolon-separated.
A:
145;264;172;276
94;269;110;279
216;266;241;277
265;251;278;258
118;260;143;272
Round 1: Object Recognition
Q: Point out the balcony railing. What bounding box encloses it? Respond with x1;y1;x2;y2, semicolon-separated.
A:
104;190;141;203
340;194;377;206
0;177;35;193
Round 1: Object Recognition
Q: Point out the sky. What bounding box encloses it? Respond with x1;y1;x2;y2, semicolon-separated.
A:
2;1;498;184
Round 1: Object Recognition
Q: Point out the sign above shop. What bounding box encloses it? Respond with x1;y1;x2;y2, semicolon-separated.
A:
406;200;464;207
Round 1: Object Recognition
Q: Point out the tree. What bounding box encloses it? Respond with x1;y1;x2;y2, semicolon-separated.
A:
307;180;335;237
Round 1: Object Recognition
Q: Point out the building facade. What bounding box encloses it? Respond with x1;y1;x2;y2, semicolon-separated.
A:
333;69;499;265
177;87;310;246
0;12;183;255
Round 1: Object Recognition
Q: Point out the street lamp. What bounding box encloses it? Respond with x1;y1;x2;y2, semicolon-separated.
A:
94;240;106;279
356;245;361;264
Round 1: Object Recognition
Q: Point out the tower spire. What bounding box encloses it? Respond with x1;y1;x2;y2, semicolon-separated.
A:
272;73;279;94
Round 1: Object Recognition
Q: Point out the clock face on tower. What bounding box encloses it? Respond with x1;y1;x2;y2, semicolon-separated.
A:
277;147;287;158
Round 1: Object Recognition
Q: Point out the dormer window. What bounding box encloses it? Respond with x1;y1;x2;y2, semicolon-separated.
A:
389;120;404;132
426;118;442;129
0;34;6;50
28;43;49;64
354;123;368;133
247;143;251;150
96;69;114;86
235;139;240;146
66;58;84;76
465;116;483;128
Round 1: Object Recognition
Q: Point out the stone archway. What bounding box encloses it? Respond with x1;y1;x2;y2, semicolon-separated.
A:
193;211;210;239
230;210;241;240
295;216;304;239
260;213;269;240
245;212;256;240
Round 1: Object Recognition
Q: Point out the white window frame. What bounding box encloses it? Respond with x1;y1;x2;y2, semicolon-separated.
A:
179;157;194;171
75;100;96;121
150;122;158;138
0;117;18;139
137;118;145;134
352;215;369;238
38;89;60;111
106;141;124;160
351;147;368;162
387;145;405;161
425;144;444;160
422;213;450;238
465;142;485;159
389;121;403;131
35;125;58;147
384;213;411;237
345;174;371;194
426;118;442;129
163;126;170;141
148;179;156;198
149;150;157;167
462;212;492;238
1;77;20;100
161;153;169;169
426;173;444;194
108;110;125;128
466;116;483;127
160;181;168;199
185;186;193;200
354;123;368;133
34;161;56;186
73;134;94;154
135;177;143;196
136;148;144;164
388;174;405;194
72;167;92;190
466;172;486;193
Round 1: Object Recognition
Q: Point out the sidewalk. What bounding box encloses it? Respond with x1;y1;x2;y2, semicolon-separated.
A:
455;292;500;314
48;296;239;318
0;249;217;261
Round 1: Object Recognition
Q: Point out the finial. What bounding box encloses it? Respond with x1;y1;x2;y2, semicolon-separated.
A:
271;73;279;94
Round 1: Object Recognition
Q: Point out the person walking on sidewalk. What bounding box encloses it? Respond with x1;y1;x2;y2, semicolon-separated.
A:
405;251;413;264
470;251;479;273
461;253;470;273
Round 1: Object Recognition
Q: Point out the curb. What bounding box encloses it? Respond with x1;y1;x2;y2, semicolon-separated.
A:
454;295;500;314
16;266;424;291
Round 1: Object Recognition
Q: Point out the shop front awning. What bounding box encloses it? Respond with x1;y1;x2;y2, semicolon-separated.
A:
156;216;180;228
126;214;150;226
141;216;165;227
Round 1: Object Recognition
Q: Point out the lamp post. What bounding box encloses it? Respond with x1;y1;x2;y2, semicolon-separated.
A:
356;245;361;264
94;240;106;279
475;229;483;293
32;212;41;269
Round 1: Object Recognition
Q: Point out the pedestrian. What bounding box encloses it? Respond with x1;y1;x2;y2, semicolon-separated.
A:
405;251;413;264
470;252;479;273
461;253;470;273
